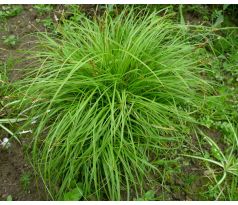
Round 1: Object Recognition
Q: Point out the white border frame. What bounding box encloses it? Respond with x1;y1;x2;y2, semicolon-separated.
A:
1;0;238;4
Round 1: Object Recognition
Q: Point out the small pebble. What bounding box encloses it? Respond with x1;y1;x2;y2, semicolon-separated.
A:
0;137;11;149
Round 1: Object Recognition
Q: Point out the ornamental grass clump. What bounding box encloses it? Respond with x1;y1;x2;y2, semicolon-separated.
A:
17;9;210;200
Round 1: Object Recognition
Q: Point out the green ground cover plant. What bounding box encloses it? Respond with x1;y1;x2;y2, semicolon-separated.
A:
184;122;238;200
33;4;54;15
15;8;215;200
2;34;18;48
0;5;23;20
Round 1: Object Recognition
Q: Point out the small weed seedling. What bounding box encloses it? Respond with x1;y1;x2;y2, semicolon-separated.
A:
2;35;18;48
0;5;23;20
20;172;31;192
135;190;157;201
33;5;54;15
63;186;83;201
41;17;54;29
6;195;13;201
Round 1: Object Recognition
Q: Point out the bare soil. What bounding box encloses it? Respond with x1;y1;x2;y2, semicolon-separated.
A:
0;5;54;201
0;131;47;200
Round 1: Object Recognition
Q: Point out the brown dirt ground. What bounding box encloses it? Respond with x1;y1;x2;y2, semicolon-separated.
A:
0;130;47;200
0;5;58;201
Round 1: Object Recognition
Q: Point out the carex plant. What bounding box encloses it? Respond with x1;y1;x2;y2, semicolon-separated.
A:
16;9;211;200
